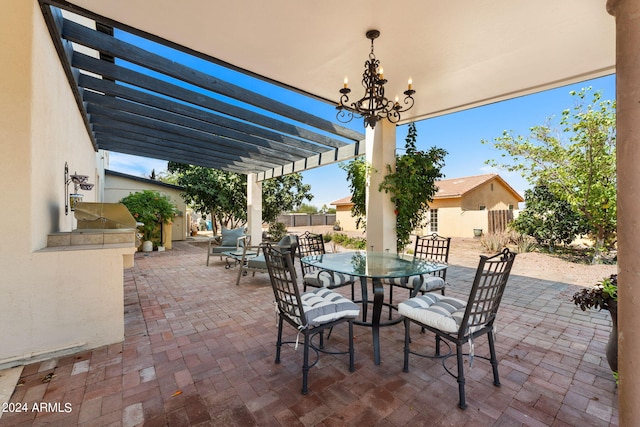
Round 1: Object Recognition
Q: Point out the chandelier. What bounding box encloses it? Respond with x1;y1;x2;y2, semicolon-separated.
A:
337;30;415;129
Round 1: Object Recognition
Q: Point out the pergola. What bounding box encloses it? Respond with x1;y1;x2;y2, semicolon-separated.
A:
34;0;640;423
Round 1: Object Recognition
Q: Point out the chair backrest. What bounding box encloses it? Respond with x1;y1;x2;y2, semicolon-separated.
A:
458;248;516;337
263;244;307;327
414;233;451;280
296;231;326;276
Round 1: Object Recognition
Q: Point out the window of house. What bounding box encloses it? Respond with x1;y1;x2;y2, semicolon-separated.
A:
508;204;514;210
479;205;486;210
430;209;438;233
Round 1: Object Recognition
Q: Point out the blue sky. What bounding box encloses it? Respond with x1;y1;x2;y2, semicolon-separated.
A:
107;31;616;209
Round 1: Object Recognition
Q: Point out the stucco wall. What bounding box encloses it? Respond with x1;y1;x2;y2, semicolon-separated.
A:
459;179;521;211
0;1;129;367
419;208;489;238
335;205;362;232
105;174;188;241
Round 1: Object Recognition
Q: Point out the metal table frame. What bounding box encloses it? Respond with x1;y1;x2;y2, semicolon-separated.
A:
301;251;447;365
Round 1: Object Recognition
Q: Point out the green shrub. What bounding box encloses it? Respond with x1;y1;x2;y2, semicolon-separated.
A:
480;232;510;253
326;233;366;250
508;231;537;253
120;190;177;242
268;222;287;241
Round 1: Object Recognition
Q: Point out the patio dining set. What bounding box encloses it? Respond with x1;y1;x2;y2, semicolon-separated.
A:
211;230;517;410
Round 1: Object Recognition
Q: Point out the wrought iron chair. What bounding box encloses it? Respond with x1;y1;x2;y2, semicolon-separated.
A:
263;244;360;394
399;248;516;409
297;231;356;299
387;233;451;312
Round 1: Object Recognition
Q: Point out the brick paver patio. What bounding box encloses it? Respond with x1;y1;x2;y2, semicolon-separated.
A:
0;240;618;426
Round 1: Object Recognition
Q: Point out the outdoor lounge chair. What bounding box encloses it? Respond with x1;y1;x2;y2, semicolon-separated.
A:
399;248;516;409
234;235;298;286
206;227;247;266
263;243;360;394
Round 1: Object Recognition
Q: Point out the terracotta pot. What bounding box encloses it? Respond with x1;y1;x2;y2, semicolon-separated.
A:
606;302;618;372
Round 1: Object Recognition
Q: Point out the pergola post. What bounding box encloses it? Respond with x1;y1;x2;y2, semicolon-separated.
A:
365;119;397;253
607;0;640;424
247;173;262;245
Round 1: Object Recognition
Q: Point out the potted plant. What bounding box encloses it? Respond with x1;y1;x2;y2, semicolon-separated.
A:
120;190;177;252
572;274;618;373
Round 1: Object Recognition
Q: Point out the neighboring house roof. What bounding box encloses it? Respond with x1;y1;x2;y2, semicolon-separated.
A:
330;173;524;205
434;173;524;202
105;169;183;191
330;196;354;206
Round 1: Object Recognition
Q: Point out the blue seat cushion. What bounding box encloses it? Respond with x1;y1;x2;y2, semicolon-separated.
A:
220;227;245;247
247;255;267;270
300;288;360;326
398;293;466;333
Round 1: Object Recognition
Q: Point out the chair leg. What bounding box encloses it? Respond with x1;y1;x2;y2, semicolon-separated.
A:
348;320;355;372
403;318;411;372
388;284;394;320
488;330;501;387
456;344;467;409
435;334;441;356
275;317;283;364
302;329;310;395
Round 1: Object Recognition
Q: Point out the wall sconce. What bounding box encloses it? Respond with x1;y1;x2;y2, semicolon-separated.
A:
65;161;94;215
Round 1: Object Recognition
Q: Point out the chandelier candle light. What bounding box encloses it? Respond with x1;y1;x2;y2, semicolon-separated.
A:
337;30;415;128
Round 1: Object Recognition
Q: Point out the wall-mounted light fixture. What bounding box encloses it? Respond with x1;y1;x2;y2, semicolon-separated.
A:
65;162;94;215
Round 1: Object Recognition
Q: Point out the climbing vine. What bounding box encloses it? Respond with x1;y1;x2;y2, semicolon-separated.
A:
340;157;371;230
379;123;447;252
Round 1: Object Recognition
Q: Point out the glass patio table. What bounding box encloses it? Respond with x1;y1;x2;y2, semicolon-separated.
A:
300;251;447;365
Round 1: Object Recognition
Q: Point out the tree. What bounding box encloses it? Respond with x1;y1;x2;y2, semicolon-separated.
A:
167;163;246;235
340;156;370;230
379;123;447;252
483;88;616;262
167;162;313;233
120;190;177;243
511;184;587;251
296;203;319;214
261;174;313;224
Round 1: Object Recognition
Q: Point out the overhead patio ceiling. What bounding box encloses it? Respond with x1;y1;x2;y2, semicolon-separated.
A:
39;0;615;178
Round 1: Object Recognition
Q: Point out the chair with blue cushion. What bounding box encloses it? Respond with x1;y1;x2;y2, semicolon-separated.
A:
399;248;516;409
206;227;247;266
263;243;360;395
297;231;356;299
234;235;298;286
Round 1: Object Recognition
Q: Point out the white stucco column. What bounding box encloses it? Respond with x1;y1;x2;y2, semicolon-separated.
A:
365;119;397;252
246;173;262;245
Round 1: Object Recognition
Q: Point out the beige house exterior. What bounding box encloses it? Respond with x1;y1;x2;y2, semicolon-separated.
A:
0;4;135;367
332;174;524;238
104;170;188;244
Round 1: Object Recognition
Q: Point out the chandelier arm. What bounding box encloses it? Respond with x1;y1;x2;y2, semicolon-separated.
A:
336;29;415;128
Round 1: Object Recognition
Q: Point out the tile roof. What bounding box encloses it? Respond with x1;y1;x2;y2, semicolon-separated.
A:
331;173;524;205
434;173;524;201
